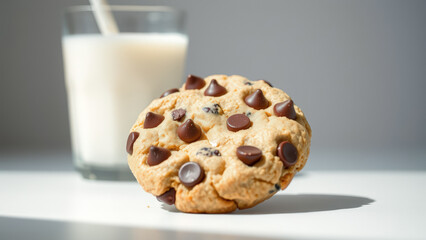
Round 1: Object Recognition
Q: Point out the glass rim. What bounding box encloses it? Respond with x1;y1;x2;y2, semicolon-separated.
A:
66;5;183;13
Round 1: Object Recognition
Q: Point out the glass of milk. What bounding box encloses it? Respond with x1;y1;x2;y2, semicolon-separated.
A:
62;6;187;180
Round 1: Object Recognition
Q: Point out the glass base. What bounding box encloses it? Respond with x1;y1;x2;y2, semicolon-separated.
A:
76;164;135;181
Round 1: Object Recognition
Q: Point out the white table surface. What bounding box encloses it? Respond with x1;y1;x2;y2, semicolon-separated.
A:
1;150;425;240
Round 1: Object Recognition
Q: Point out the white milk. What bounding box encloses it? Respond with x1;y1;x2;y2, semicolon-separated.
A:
63;33;187;167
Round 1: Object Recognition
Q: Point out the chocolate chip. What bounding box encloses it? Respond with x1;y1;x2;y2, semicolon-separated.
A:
196;147;221;157
275;183;281;190
179;162;205;187
177;119;201;143
236;146;262;166
259;80;273;87
126;132;139;155
269;183;281;194
156;188;176;205
144;112;165;129
202;103;222;115
244;81;253;86
171;108;186;121
277;141;298;167
211;104;222;114
147;146;171;166
185;75;206;90
226;114;251;132
160;88;179;98
274;100;296;120
244;89;269;110
204;79;227;97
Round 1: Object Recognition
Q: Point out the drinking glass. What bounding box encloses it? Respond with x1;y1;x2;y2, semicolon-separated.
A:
62;5;187;180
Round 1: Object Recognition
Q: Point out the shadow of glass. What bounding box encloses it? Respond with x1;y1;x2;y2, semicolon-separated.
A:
0;217;283;240
235;194;374;215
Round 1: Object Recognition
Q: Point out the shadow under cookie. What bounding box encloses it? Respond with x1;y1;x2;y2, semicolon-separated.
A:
234;193;374;215
160;193;374;214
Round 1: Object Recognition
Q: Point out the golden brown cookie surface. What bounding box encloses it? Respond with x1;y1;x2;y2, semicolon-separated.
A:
127;75;312;213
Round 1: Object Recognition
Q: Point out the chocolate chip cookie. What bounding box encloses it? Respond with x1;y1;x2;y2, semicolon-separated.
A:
127;75;311;213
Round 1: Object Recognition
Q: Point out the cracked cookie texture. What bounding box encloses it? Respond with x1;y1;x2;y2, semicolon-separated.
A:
127;75;312;213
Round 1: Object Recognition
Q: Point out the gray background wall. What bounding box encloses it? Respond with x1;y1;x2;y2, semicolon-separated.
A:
1;0;425;153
